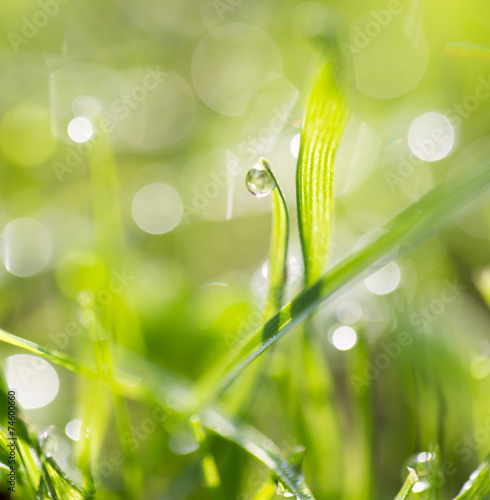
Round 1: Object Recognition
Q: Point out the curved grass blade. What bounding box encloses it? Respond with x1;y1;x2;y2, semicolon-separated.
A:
202;409;314;500
296;40;348;286
226;157;290;416
453;457;490;499
194;158;490;407
256;158;290;318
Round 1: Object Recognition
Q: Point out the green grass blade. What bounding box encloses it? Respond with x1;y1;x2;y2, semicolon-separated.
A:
453;458;490;499
0;328;94;378
41;461;61;500
45;458;84;499
202;409;314;500
80;294;143;499
394;468;418;500
258;158;289;317
194;159;490;407
293;36;348;497
0;365;86;499
0;328;143;393
224;157;290;418
41;459;85;500
296;42;348;286
189;415;223;500
251;481;277;500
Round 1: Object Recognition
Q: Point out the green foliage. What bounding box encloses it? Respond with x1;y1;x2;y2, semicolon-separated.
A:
1;4;490;500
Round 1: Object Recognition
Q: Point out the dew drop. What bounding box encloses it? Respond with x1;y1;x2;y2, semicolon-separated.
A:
412;480;430;493
168;431;198;455
275;480;294;497
65;419;87;441
245;164;274;198
39;429;58;457
417;451;435;463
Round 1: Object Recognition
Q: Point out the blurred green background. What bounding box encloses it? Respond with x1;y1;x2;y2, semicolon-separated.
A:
1;0;490;498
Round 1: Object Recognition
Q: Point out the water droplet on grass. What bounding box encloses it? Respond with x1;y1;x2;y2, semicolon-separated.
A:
65;419;88;441
168;431;198;455
417;452;435;463
275;480;295;497
412;480;430;493
246;163;274;198
40;430;58;457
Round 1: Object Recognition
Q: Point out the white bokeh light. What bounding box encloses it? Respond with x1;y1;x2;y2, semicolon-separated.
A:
72;95;100;119
331;325;357;351
336;301;362;324
192;23;282;116
290;133;300;158
132;183;183;234
67;117;93;143
335;120;381;196
6;355;59;409
364;261;401;295
0;218;52;277
408;112;454;162
251;255;302;300
352;14;428;98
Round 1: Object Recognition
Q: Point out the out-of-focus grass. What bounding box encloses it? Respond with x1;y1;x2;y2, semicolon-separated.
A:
1;0;490;499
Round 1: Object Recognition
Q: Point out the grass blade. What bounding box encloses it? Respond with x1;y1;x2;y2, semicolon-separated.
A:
251;481;277;500
202;409;314;500
394;468;418;500
225;157;291;417
453;458;490;499
296;40;348;285
259;158;289;318
189;415;223;500
293;41;348;493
